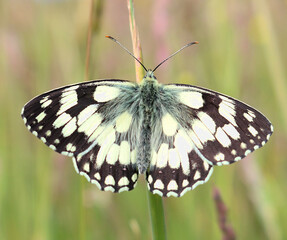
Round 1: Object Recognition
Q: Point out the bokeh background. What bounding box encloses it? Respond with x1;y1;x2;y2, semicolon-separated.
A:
1;0;287;239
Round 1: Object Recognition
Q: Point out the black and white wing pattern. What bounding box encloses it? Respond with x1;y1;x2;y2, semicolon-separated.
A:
22;80;141;193
22;72;273;198
147;84;273;197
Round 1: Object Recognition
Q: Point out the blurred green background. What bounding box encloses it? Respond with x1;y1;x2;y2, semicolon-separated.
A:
1;0;287;239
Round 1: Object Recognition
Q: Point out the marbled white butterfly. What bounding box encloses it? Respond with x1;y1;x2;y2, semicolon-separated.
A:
21;37;273;197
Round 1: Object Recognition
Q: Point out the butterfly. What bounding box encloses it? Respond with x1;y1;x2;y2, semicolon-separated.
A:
21;37;273;197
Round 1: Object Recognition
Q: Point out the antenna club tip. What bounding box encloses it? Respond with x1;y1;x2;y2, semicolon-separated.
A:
105;35;114;40
194;41;199;44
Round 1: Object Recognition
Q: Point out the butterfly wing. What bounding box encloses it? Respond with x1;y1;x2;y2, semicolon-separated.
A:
147;84;273;197
22;80;141;193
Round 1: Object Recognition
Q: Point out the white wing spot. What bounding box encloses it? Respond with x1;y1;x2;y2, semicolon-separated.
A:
167;192;178;197
49;145;56;151
248;125;258;137
215;127;231;147
188;130;203;149
179;91;204;109
174;131;191;175
80;171;90;182
78;113;102;139
96;129;116;167
40;137;46;143
58;90;78;115
240;142;247;149
93;85;120;102
91;179;101;189
182;179;189;187
118;177;129;186
105;175;115;186
234;156;241;161
104;186;115;192
203;161;210;171
243;112;253;122
116;111;132;133
106;144;120;165
245;149;252;156
162;113;178;136
218;101;237;126
119;187;129;193
222;123;240;140
197;112;216;134
192;119;215;144
36;112;46;123
132;173;138;182
66;143;76;152
62;117;77;137
119;141;131;165
231;149;237;155
53;112;72;128
41;99;52;108
151;150;157;167
167;180;178;191
94;173;101;180
194;170;201;180
157;143;169;168
154;179;164;190
131;149;137;164
83;162;90;172
77;105;98;125
266;134;271;140
174;129;193;153
214;152;225;161
46;130;52;137
153;190;163;197
40;96;48;104
168;148;180;169
248;110;256;118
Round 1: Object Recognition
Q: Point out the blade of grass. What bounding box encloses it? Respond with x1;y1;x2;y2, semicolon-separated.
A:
127;0;145;83
213;187;236;240
127;1;167;239
85;0;104;81
252;0;287;132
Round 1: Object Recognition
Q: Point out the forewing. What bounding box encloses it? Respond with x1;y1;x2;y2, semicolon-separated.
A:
163;84;273;166
22;79;140;193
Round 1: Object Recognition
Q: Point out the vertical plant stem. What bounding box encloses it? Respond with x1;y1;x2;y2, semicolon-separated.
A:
85;0;94;81
127;1;167;239
147;192;167;240
85;0;104;81
127;0;145;83
213;187;236;240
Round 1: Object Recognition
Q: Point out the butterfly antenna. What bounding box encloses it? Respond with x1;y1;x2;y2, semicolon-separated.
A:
106;36;148;72
152;41;199;73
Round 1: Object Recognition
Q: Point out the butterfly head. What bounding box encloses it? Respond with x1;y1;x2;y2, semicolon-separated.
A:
144;69;157;82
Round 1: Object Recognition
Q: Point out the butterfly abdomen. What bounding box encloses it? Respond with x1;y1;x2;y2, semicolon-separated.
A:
136;73;160;173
